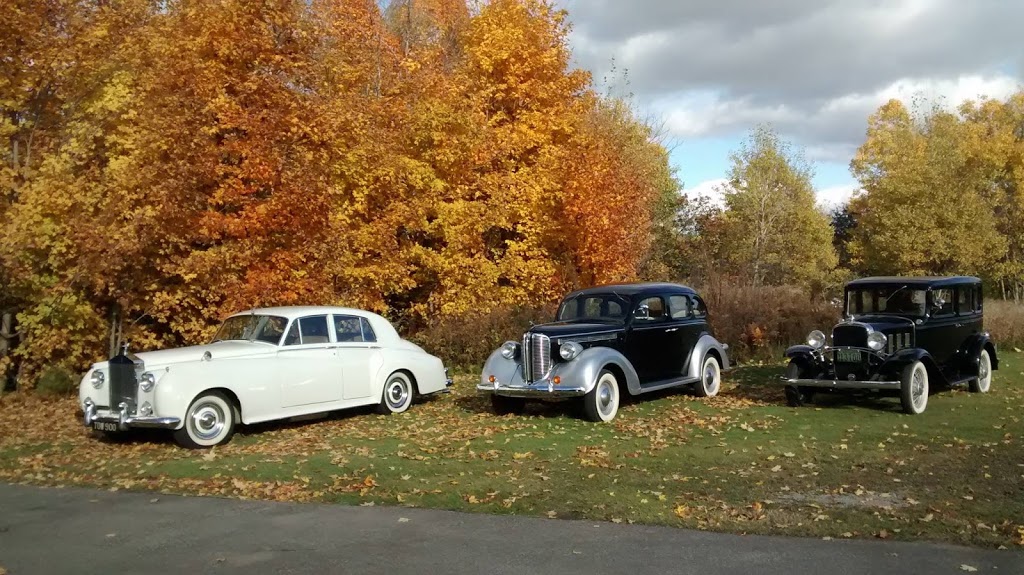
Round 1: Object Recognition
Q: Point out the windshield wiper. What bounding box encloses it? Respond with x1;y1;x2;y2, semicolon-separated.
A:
883;285;908;305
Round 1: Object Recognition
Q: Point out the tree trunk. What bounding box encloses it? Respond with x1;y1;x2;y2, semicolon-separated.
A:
0;312;12;391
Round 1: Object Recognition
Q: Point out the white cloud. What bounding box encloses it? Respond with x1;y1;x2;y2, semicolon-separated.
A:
684;178;728;207
816;184;862;210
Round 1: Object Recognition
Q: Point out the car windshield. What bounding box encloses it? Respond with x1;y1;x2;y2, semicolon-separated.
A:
846;286;927;317
212;314;289;344
556;294;629;322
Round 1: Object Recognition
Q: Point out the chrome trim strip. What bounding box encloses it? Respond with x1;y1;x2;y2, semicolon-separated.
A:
476;381;587;398
783;378;901;390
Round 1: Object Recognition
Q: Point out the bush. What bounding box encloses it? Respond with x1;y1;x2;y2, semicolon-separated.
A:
984;300;1024;351
410;305;556;372
699;282;841;364
35;365;78;397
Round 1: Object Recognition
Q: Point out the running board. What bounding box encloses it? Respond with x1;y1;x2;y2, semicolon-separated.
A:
637;376;699;394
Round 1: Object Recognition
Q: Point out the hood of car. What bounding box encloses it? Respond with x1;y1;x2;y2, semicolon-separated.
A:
841;316;916;334
134;340;276;368
529;321;623;340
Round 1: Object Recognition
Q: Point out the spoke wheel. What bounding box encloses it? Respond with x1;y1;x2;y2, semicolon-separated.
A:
583;369;620;422
899;361;929;415
783;361;815;407
174;391;236;448
969;350;992;393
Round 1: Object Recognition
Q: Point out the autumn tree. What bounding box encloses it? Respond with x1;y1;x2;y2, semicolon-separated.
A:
712;126;837;288
849;99;1005;277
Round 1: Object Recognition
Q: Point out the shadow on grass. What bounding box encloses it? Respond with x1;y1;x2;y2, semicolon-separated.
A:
724;362;910;413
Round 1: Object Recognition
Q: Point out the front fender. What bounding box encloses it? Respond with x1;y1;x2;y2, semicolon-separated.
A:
784;345;820;368
879;348;944;384
480;348;522;387
553;346;641;394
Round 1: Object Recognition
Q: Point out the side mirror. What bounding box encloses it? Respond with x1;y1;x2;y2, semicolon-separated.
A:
932;297;946;310
633;304;650;321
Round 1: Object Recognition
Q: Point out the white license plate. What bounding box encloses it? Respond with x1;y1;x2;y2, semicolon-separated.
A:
93;421;118;432
836;350;861;363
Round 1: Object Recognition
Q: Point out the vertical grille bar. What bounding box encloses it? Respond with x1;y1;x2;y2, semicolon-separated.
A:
107;356;138;413
531;334;550;380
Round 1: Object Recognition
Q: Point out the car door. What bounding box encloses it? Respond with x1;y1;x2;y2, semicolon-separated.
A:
278;315;343;408
626;295;673;382
332;314;382;401
666;295;697;377
917;288;959;368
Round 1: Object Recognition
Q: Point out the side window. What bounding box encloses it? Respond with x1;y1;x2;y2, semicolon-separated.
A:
692;296;707;318
298;315;330;344
668;295;691;319
360;318;377;343
975;285;983;312
956;286;974;315
635;296;667;321
333;315;364;342
931;289;954;317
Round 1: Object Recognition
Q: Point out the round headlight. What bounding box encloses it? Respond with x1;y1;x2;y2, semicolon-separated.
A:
867;331;887;351
559;341;583;361
500;341;518;360
806;330;826;349
90;370;105;389
140;372;156;392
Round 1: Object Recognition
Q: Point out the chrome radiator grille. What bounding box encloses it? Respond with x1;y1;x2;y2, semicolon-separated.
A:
108;356;139;413
522;333;551;382
832;324;867;348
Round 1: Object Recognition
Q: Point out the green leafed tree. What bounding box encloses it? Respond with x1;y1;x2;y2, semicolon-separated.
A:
714;126;838;289
849;99;1006;278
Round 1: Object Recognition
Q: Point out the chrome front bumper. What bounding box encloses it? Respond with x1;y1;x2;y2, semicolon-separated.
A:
477;379;588;398
83;400;181;431
784;378;901;390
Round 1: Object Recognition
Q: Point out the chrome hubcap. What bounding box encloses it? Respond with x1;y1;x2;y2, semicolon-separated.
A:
704;362;719;392
979;355;990;389
387;380;409;408
597;379;616;415
190;403;225;440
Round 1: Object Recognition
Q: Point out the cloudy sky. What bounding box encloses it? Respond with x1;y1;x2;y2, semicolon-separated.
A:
557;0;1024;208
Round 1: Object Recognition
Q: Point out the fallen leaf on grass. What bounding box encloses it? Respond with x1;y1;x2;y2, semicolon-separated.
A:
771;465;782;472
611;518;623;524
876;529;890;539
398;518;410;523
547;510;557;518
921;513;934;522
959;565;978;572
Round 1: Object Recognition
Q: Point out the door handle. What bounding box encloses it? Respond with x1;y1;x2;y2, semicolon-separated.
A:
665;328;678;332
955;323;963;328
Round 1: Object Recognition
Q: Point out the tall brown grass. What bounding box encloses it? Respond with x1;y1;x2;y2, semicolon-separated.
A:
984;300;1024;351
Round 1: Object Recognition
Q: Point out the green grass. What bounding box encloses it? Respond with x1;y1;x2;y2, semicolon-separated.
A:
1;354;1022;548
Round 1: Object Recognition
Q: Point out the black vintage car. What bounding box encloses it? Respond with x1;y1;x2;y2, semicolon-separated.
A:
783;276;998;414
478;283;731;421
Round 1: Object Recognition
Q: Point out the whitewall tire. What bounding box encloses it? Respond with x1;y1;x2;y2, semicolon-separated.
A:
377;372;414;414
583;369;620;422
900;361;929;415
695;354;721;397
174;391;236;448
969;349;992;393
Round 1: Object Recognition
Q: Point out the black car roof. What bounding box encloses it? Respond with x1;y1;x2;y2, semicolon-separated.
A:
564;282;697;299
845;275;981;289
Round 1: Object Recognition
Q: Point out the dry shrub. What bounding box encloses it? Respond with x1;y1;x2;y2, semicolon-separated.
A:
699;282;841;363
984;300;1024;351
410;305;557;372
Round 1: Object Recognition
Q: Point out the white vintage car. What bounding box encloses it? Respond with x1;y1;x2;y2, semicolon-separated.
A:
79;306;452;448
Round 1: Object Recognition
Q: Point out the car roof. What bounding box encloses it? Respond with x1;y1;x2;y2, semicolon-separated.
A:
564;282;697;298
227;306;378;320
845;275;981;289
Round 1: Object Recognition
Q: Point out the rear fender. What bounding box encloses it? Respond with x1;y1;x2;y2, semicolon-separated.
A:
961;333;999;375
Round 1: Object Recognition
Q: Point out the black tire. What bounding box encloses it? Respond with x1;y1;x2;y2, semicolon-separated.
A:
173;391;237;448
583;369;620;422
784;361;815;407
968;349;992;393
694;354;721;397
491;395;526;415
377;372;415;414
899;361;929;415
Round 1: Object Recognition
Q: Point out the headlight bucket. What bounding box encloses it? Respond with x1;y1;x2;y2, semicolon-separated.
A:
867;331;887;351
90;370;105;389
500;341;518;360
140;372;157;392
559;341;583;361
806;330;826;349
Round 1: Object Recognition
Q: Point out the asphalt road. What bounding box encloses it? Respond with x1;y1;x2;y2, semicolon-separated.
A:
0;483;1020;575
